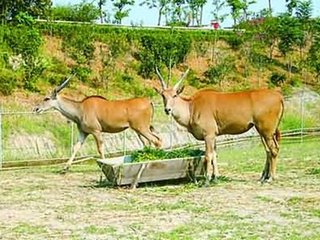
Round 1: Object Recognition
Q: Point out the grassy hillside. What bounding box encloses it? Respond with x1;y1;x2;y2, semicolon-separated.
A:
0;20;319;113
0;21;317;104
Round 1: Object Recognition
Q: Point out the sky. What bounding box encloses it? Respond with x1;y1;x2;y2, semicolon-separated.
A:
52;0;320;28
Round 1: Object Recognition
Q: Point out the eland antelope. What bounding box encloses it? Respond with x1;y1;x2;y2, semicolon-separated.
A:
155;68;284;184
34;77;162;172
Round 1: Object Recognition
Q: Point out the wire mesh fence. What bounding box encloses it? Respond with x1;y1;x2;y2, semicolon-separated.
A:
0;90;319;169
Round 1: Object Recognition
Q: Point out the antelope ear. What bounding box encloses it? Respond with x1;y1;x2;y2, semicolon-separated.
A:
177;85;185;95
51;89;58;99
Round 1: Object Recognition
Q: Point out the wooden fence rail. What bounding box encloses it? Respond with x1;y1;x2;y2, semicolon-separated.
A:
1;128;319;170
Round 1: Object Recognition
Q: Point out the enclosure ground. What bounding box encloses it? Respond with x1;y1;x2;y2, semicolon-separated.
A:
0;141;319;240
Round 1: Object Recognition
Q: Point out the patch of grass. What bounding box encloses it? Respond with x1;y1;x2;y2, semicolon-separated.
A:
311;209;320;218
287;196;304;205
12;223;47;235
255;195;275;203
84;225;117;234
308;168;320;175
280;111;317;130
217;139;319;175
62;204;78;213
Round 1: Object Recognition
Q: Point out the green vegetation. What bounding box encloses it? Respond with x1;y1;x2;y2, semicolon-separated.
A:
12;223;48;235
130;147;204;162
1;5;320;97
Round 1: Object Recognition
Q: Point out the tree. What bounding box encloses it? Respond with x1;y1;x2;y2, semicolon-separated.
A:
308;20;320;81
295;0;313;66
285;0;298;16
268;0;272;14
112;0;135;24
295;0;313;22
4;12;44;91
277;14;304;79
137;33;191;78
98;0;107;23
278;15;303;56
186;0;207;26
0;0;51;23
241;0;256;21
211;0;227;63
169;0;187;25
258;16;279;59
140;0;171;26
212;0;227;23
226;0;245;26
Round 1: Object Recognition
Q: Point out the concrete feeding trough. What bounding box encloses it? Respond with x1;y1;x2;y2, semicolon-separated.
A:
97;154;204;188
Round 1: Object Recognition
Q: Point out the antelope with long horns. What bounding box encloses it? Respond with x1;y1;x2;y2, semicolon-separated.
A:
34;76;162;172
155;68;284;184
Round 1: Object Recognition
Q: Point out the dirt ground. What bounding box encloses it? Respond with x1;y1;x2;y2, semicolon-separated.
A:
0;151;319;240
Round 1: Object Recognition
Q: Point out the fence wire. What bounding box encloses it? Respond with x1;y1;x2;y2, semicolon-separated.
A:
0;92;319;168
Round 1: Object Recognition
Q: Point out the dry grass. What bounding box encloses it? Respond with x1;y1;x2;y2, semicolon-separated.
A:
0;140;319;239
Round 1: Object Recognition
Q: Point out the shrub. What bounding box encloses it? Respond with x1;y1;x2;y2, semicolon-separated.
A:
187;70;203;88
269;72;286;86
62;30;95;64
51;2;100;22
71;65;92;83
0;69;18;95
204;56;236;85
224;34;243;50
4;13;44;91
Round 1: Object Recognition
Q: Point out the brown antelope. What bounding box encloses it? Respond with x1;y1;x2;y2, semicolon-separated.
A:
155;68;284;184
34;77;162;172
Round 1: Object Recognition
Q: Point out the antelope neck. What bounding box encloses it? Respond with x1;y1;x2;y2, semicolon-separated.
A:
56;96;82;124
172;96;190;128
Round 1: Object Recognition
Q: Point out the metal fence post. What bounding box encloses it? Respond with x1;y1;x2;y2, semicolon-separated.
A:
70;122;74;156
0;107;2;169
300;89;305;144
123;130;127;155
170;115;173;149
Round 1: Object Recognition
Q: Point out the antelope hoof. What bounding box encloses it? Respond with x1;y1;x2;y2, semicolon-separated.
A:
259;171;267;182
203;175;212;187
204;180;210;188
211;178;219;184
260;175;273;184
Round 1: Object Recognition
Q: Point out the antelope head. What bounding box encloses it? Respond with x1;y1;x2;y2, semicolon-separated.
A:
155;67;189;115
34;76;71;114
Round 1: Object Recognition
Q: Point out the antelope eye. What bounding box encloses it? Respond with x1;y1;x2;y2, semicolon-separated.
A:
44;97;50;101
173;94;178;98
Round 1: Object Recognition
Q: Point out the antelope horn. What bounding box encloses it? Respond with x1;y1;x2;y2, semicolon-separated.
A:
55;75;73;93
155;67;167;90
173;68;190;91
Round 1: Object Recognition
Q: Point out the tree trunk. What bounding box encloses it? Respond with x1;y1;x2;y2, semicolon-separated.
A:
268;0;272;14
100;10;104;23
157;7;163;26
200;6;203;26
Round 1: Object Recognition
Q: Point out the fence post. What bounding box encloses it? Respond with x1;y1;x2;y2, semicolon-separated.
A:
123;130;127;155
300;88;305;143
170;115;174;149
70;122;74;156
0;108;2;169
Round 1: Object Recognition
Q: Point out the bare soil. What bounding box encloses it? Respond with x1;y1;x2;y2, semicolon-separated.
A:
0;156;319;240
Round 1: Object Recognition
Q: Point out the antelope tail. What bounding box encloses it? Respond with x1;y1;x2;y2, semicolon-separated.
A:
149;101;156;133
275;129;281;143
